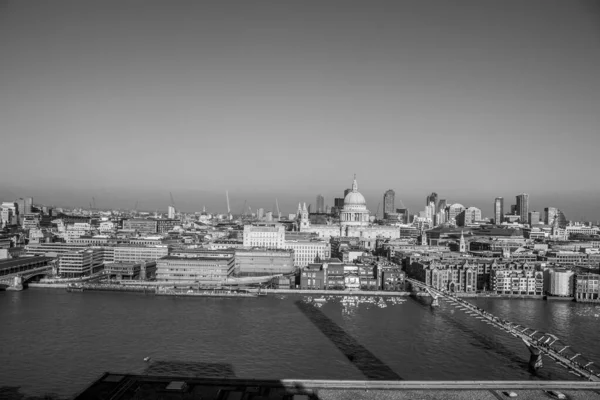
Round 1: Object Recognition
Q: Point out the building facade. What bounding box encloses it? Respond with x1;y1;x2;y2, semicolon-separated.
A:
516;193;529;225
494;197;504;225
383;190;395;219
155;255;235;284
543;268;574;297
575;274;599;302
234;248;295;276
491;268;543;295
242;223;286;249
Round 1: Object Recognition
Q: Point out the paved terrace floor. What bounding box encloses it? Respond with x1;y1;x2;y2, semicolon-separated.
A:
74;373;600;400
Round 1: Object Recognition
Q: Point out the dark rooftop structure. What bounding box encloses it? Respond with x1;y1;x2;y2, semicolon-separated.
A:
75;373;600;400
0;256;53;273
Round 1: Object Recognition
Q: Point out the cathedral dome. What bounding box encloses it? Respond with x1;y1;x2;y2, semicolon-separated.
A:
344;191;366;207
342;176;368;211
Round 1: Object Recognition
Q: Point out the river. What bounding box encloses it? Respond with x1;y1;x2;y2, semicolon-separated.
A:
1;289;600;398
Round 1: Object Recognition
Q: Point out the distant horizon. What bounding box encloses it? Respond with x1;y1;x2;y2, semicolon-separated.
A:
1;0;599;221
2;178;598;222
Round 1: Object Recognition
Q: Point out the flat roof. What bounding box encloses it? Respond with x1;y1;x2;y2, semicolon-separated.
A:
75;374;600;400
159;255;233;261
0;256;54;271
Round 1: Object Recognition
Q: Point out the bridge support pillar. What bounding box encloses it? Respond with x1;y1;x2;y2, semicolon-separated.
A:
7;276;24;291
526;344;543;370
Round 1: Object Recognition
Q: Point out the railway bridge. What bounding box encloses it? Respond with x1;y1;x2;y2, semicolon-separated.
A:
406;278;600;382
0;256;55;290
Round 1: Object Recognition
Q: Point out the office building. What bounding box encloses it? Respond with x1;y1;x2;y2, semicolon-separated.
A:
543;268;574;297
25;197;33;214
104;261;156;280
284;237;331;267
257;208;265;220
234;248;294;276
243;223;286;249
58;248;105;278
123;219;158;235
544;207;558;225
156;219;179;233
383;190;395;218
457;207;482;227
529;211;540;226
113;246;169;263
447;204;465;223
167;206;175;219
155;255;235;284
0;202;17;227
494;197;504;225
316;195;324;213
426;192;438;212
516;193;529;225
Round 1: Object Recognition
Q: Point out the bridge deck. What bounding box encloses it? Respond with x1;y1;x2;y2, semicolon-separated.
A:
406;278;600;382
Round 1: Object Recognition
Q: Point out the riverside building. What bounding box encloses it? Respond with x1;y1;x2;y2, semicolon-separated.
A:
58;248;105;278
491;268;543;295
234;248;294;277
155;255;234;284
575;274;599;302
543;268;574;297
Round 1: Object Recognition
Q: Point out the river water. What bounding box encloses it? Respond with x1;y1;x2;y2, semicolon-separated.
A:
1;289;600;398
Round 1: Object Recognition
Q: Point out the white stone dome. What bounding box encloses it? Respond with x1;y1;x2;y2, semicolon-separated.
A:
344;191;366;207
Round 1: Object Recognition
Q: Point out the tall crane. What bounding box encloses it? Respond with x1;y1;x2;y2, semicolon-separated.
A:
240;200;247;217
275;198;281;220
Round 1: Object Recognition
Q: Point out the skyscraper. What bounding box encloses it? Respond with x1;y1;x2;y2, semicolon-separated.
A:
344;188;352;198
316;195;324;213
516;193;529;224
494;197;504;225
528;211;540;226
544;207;558;225
167;206;176;219
426;192;438;213
383;189;395;218
25;197;33;214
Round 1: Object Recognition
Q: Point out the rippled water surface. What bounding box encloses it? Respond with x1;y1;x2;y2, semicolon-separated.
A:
1;289;600;398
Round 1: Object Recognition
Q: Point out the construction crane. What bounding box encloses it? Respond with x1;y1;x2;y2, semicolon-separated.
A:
240;200;247;217
275;198;281;220
226;191;232;220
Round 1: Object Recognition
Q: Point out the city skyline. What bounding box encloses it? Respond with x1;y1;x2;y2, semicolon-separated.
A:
1;0;599;219
2;179;597;223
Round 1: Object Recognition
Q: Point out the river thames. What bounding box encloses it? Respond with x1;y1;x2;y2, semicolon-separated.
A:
1;289;600;398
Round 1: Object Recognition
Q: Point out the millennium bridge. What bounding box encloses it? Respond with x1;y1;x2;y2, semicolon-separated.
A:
406;277;600;382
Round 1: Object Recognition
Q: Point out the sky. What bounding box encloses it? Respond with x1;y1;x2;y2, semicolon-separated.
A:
1;0;599;220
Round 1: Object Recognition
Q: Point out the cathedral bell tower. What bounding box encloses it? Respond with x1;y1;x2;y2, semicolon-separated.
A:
297;202;310;231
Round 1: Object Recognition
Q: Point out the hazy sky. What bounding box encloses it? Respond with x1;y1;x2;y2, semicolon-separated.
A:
1;0;599;219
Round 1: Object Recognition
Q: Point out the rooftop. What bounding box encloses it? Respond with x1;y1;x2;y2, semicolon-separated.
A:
0;256;54;271
159;255;233;261
75;373;600;400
